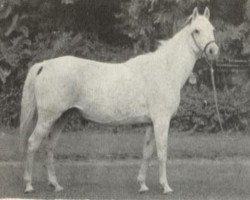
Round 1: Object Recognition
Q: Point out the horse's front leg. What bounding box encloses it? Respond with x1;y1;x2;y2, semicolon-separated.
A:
153;117;173;194
137;126;155;193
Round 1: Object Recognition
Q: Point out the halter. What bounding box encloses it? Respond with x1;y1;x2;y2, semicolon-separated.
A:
191;32;216;59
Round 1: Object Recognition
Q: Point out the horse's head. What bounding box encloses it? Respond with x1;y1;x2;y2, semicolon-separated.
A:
187;7;219;60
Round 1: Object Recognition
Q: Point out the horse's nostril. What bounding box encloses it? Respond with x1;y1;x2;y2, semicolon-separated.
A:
209;49;213;55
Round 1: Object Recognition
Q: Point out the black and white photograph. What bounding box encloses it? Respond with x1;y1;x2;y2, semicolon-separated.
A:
0;0;250;199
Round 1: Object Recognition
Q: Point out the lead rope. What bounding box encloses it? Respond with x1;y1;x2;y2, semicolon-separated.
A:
205;58;224;133
191;33;224;133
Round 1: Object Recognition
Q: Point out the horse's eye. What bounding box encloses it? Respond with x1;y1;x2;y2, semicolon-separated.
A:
194;29;200;34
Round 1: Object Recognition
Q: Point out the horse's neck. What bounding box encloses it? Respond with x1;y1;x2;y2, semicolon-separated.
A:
158;27;197;89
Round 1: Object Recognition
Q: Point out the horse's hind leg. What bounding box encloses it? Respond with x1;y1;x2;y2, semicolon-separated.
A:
137;126;155;193
24;110;60;193
46;116;67;192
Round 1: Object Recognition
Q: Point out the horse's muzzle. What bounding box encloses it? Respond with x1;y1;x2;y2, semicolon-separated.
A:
205;43;219;60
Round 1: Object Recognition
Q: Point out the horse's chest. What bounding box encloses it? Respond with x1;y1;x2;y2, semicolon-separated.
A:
145;80;181;117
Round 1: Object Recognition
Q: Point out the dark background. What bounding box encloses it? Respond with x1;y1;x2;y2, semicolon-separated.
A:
0;0;249;133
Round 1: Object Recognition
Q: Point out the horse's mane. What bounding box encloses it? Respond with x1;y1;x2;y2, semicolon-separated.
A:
144;13;193;55
156;15;192;50
181;15;193;28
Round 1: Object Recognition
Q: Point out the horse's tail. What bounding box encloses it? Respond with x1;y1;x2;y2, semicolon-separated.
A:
19;64;42;154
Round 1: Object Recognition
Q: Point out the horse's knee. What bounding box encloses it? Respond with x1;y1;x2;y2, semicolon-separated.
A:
27;125;49;153
157;149;167;163
27;136;40;153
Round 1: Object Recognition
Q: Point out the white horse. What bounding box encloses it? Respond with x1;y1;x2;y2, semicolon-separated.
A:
19;7;218;194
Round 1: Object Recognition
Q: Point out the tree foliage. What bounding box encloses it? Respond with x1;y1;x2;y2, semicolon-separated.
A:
116;0;211;53
117;0;250;58
0;0;248;132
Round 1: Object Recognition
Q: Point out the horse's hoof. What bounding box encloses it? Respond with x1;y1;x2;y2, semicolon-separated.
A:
48;182;54;188
139;184;149;193
54;185;64;192
162;186;173;194
48;182;64;192
24;185;34;193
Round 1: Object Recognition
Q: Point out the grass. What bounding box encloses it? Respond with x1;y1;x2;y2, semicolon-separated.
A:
1;160;250;199
1;126;250;161
1;127;250;199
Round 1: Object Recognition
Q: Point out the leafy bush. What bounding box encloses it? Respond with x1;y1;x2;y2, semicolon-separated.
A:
172;83;250;133
0;88;21;127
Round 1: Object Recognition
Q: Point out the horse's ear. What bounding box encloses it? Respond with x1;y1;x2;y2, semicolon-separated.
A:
204;7;210;19
184;7;199;26
192;7;199;20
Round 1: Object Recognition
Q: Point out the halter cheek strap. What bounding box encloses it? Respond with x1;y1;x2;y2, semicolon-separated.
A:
191;32;216;58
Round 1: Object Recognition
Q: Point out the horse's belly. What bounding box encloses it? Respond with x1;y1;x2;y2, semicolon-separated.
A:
89;115;152;125
81;112;151;125
75;95;151;125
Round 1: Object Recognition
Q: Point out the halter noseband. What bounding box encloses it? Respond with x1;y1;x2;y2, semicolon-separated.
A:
191;32;216;58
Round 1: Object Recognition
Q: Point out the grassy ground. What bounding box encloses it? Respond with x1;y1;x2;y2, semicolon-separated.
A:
1;127;250;161
1;127;250;199
1;160;250;199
